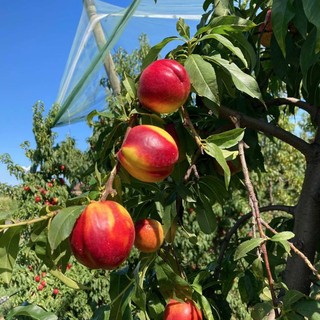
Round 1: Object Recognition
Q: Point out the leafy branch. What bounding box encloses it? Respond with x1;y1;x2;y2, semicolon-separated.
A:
0;211;57;230
219;105;311;157
232;115;279;316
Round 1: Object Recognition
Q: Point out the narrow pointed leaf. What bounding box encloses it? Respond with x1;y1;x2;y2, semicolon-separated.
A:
0;226;23;284
234;238;264;260
207;55;263;102
272;0;295;56
6;304;58;320
48;205;85;251
302;0;320;53
185;54;220;106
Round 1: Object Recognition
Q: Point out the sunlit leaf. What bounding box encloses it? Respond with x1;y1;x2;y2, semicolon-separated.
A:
6;304;58;320
0;226;23;284
206;128;245;149
185;54;220;106
234;238;264;260
48;205;85;251
206;55;263;102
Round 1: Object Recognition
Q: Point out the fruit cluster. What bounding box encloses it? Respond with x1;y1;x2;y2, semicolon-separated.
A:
69;59;202;317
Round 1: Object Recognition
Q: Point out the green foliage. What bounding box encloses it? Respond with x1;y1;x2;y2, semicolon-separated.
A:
2;0;320;318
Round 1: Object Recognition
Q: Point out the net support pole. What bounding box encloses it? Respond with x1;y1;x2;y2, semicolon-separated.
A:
83;0;121;95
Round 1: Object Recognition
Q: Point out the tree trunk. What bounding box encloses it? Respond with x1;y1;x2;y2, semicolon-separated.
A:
285;147;320;294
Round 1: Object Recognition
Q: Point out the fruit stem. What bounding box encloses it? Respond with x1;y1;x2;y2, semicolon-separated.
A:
100;163;119;201
100;114;138;201
0;211;58;230
180;106;204;154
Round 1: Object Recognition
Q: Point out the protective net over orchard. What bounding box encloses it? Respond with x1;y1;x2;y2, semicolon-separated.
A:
53;0;205;127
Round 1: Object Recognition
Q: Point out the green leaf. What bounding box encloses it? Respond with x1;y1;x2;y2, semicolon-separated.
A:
48;205;85;251
206;128;245;149
198;34;248;68
50;268;88;290
184;54;220;106
176;18;190;40
109;271;134;320
196;16;256;36
207;55;263;102
196;204;217;234
270;231;295;242
272;0;295;57
123;74;137;100
155;258;192;300
282;290;305;309
204;142;231;188
141;36;179;70
194;291;215;320
0;226;23;284
302;0;320;53
234;238;265;260
6;304;58;320
251;302;274;320
293;299;320;319
198;175;228;204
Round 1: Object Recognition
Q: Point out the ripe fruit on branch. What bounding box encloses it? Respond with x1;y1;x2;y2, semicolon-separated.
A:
24;186;30;192
52;288;59;296
70;201;135;270
34;195;41;203
134;218;164;253
138;59;191;114
118;125;179;183
163;299;203;320
34;275;41;282
259;9;272;47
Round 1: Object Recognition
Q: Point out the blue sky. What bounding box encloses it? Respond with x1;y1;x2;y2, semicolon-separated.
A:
0;0;131;185
0;1;201;186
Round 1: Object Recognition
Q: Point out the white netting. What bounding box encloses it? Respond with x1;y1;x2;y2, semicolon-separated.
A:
53;0;205;127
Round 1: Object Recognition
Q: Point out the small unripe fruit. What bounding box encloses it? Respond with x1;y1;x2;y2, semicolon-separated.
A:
34;275;41;282
134;219;164;253
41;280;46;287
138;59;190;114
24;186;30;192
118;125;179;183
163;299;203;320
70;201;135;270
35;195;41;203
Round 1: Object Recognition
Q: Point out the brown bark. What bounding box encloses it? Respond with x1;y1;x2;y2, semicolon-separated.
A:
284;152;320;294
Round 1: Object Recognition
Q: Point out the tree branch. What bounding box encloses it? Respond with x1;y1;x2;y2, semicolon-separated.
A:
261;219;320;282
215;205;294;279
219;105;311;157
266;98;320;125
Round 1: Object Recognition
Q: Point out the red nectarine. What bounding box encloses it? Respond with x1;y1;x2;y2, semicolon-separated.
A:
70;201;135;270
163;299;203;320
118;125;179;182
134;218;164;253
138;59;190;114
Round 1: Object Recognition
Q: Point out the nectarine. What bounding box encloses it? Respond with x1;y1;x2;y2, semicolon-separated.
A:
134;218;164;253
138;59;190;114
259;9;272;47
163;299;203;320
118;125;179;182
70;201;135;270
